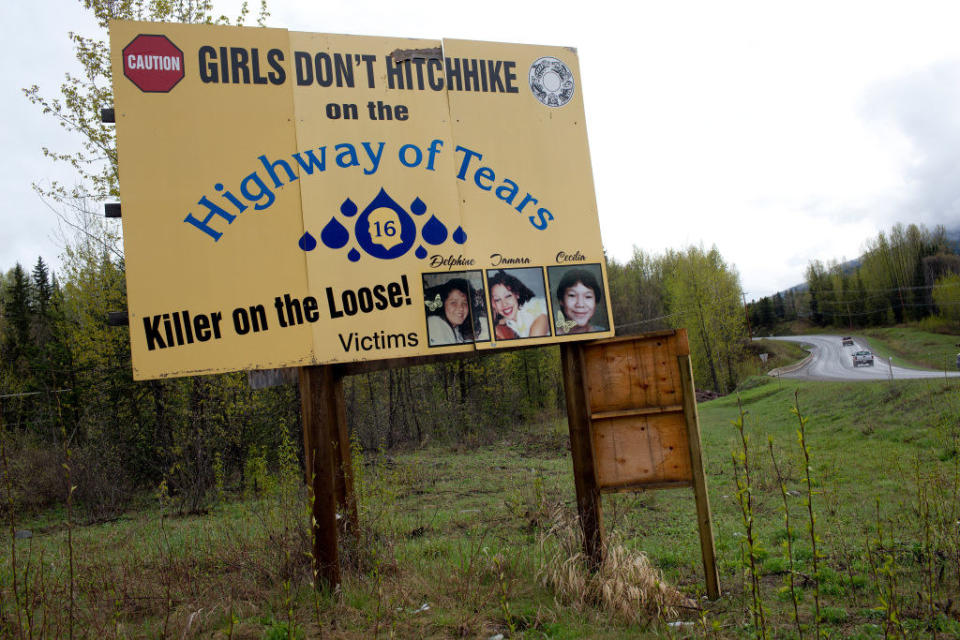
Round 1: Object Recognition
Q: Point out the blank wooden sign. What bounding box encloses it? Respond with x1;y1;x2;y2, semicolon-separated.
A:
563;328;719;598
581;330;693;491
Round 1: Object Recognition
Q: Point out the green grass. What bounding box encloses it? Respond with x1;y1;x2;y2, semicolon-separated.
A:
860;325;960;371
741;337;810;380
3;378;960;638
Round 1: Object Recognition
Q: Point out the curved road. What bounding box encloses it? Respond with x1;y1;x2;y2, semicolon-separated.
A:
766;335;960;381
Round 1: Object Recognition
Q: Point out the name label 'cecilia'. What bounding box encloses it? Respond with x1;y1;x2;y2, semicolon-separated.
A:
556;250;586;263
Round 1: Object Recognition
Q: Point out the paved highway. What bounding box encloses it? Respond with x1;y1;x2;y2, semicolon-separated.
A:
766;335;960;381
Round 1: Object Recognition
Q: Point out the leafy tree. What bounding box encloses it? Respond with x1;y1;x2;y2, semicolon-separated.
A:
932;273;960;327
18;0;274;515
804;260;848;326
857;223;949;324
606;248;668;334
23;0;268;205
662;245;746;392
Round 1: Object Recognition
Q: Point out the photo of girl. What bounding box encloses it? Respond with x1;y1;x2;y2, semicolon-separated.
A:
548;265;609;335
422;272;490;347
486;268;550;340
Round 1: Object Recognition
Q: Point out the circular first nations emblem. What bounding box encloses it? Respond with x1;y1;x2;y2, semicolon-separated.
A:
529;57;575;107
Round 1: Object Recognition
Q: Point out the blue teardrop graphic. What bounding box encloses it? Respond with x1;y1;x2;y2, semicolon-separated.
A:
422;215;448;245
411;197;427;215
453;226;467;244
340;198;358;217
354;188;417;260
348;248;361;262
415;245;427;259
320;217;349;249
298;232;317;251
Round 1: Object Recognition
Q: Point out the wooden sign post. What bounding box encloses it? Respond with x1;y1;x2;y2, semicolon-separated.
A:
298;365;358;589
295;330;718;596
561;329;720;599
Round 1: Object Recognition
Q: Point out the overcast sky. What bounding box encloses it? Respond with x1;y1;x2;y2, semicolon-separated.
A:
4;0;960;299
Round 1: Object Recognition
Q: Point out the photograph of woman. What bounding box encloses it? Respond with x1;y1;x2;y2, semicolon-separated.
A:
422;272;490;346
549;265;609;335
486;268;550;340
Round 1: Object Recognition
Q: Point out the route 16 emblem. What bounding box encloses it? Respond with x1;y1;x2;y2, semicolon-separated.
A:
529;56;575;107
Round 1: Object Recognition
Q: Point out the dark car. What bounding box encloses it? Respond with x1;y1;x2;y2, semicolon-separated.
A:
842;336;854;347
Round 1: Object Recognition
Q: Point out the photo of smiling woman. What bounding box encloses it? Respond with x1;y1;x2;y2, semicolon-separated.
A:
486;268;550;340
422;271;490;347
548;264;609;335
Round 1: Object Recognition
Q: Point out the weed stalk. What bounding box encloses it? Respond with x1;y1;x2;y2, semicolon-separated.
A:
768;437;802;639
913;457;938;635
493;552;516;634
866;499;904;639
56;394;75;640
730;396;767;639
793;390;821;638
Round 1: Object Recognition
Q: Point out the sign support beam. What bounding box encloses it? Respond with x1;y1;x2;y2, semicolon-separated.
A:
560;343;605;570
298;364;357;589
678;354;721;600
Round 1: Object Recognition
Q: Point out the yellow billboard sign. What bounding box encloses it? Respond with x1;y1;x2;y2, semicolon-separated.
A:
110;21;614;379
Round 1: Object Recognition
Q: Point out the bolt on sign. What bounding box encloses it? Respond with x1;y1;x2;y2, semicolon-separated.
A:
109;21;614;380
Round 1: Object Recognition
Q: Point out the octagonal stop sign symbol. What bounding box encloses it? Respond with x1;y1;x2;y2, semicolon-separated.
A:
122;34;185;93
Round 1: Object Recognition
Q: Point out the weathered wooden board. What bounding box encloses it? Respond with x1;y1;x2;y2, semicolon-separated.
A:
591;412;691;488
582;330;688;414
581;330;693;490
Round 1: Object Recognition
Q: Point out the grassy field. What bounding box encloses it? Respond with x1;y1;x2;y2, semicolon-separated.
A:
859;326;960;371
3;344;960;637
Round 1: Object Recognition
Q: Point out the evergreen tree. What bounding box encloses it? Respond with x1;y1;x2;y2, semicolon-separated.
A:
31;257;52;316
773;292;785;320
2;263;33;373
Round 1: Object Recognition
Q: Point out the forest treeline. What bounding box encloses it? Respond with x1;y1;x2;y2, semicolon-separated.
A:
0;233;750;518
6;217;956;521
746;223;960;333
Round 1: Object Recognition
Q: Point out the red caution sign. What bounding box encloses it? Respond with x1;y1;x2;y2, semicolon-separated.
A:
122;34;185;93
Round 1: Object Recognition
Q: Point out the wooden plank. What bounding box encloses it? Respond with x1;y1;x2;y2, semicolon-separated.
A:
600;480;692;494
655;337;676;406
636;337;660;408
331;373;359;536
299;365;342;589
591;413;692;488
678;354;721;600
560;343;605;570
590;405;683;420
583;329;679;346
657;334;683;407
675;327;691;356
583;343;620;411
584;341;648;413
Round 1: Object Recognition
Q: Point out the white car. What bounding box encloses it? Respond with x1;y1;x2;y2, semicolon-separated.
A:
853;351;874;367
